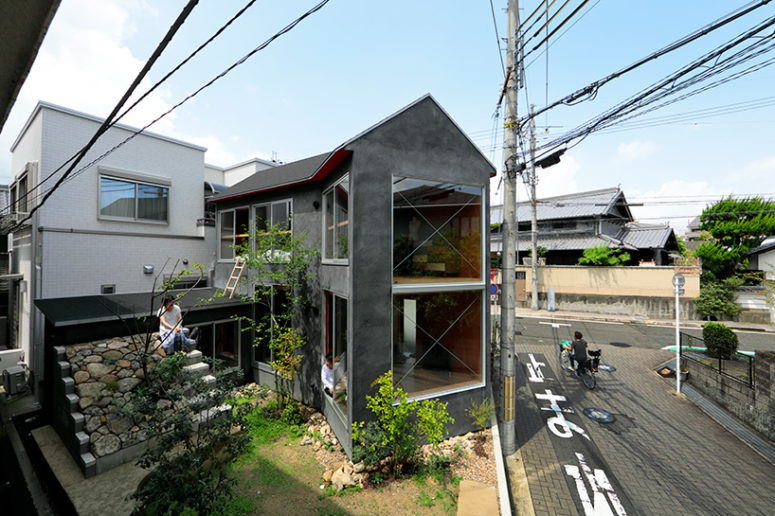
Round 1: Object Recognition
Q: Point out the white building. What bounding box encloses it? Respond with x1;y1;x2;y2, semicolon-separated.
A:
3;101;276;394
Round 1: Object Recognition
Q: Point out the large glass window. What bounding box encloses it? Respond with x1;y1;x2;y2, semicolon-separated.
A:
254;200;292;251
99;176;168;222
196;320;240;370
392;290;482;396
323;174;349;261
253;286;289;365
393;177;482;283
324;292;348;413
219;207;249;260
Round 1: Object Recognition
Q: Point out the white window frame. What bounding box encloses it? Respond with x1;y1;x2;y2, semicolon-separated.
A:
390;174;487;401
98;173;170;224
217;207;250;262
322;173;350;264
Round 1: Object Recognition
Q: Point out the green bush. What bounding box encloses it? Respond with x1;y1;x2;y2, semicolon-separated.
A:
702;322;738;359
466;398;494;433
352;371;454;474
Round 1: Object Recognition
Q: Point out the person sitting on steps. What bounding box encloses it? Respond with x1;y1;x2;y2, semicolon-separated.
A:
158;294;197;355
569;330;588;375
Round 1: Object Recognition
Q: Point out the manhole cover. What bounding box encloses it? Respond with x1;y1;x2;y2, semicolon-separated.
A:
609;342;631;348
583;408;615;423
597;364;616;372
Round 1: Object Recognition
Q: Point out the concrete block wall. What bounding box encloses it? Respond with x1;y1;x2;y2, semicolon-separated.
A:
527;292;699;320
51;346;97;478
684;351;775;442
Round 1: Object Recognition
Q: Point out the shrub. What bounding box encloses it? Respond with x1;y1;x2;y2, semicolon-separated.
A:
352;371;454;474
702;322;738;359
466;398;494;433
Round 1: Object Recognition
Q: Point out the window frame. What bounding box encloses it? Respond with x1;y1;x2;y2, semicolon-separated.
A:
98;173;169;224
322;173;350;264
252;284;289;369
197;318;241;370
391;174;487;401
218;207;250;261
323;290;349;416
252;198;293;255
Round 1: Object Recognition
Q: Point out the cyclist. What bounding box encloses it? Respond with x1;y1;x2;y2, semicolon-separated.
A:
569;331;588;375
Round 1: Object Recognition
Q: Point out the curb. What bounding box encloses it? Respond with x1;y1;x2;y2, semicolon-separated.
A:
490;403;513;516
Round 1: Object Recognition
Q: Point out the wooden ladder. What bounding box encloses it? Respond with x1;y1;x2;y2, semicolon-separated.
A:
223;256;246;298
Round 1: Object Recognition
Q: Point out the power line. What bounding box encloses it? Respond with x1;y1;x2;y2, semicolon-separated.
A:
5;0;201;233
10;0;333;222
523;0;773;126
489;0;506;76
10;0;262;218
533;12;775;159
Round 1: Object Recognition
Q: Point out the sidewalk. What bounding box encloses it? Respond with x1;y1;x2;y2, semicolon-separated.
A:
513;306;775;333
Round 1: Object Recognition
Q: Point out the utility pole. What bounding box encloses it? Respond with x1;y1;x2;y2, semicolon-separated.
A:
528;108;539;310
500;0;519;456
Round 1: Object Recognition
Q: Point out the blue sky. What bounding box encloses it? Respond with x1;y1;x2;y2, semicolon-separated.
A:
2;0;774;232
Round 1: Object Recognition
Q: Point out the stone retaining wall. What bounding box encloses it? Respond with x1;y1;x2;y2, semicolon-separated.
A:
684;351;775;442
52;336;165;477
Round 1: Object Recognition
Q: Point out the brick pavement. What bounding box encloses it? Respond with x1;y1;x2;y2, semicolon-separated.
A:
512;340;775;516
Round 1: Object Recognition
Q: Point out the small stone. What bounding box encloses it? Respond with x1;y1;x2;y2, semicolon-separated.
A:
77;382;105;399
331;467;353;492
117;369;133;379
353;462;365;473
131;426;139;432
93;434;121;457
86;363;113;378
96;397;112;408
108;340;125;350
100;415;107;424
118;360;131;368
322;469;333;483
84;355;103;364
103;350;123;361
135;368;145;379
73;371;90;384
97;426;110;435
86;416;102;433
118;377;141;393
79;397;94;409
99;374;118;385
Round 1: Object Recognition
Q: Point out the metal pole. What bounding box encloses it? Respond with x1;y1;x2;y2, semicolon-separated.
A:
500;0;519;455
675;288;681;394
529;110;539;310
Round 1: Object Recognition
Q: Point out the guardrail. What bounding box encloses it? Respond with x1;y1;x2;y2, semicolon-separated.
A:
679;332;754;389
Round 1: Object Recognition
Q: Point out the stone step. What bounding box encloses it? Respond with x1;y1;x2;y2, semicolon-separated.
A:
184;349;203;365
183;361;209;376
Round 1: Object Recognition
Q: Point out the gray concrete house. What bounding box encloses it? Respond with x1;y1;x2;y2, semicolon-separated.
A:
211;95;495;453
490;187;680;265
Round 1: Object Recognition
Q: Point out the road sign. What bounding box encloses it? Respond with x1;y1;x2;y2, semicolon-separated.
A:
674;288;685;296
490;284;498;295
672;273;685;288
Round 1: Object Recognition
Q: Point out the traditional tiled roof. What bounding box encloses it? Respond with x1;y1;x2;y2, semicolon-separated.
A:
491;187;632;224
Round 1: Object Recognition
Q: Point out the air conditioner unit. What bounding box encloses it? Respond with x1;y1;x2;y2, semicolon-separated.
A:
0;348;24;375
3;366;26;395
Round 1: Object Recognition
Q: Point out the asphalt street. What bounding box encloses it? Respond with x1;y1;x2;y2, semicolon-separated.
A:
515;315;775;352
510;325;775;515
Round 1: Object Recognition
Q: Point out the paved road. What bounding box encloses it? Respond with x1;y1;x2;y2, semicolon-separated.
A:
515;315;775;352
512;337;775;516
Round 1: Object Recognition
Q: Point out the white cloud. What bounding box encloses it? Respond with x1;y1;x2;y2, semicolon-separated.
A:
534;155;580;199
630;180;721;233
725;155;775;190
617;140;656;160
0;0;178;180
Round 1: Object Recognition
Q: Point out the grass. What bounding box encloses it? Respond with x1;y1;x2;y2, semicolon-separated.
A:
224;389;464;515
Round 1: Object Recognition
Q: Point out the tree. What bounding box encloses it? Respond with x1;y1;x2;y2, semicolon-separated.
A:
125;355;249;515
702;322;739;359
230;220;318;411
577;245;631;266
696;196;775;278
694;273;743;320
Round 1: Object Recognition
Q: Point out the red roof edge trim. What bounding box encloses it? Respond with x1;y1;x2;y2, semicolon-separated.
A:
213;150;352;203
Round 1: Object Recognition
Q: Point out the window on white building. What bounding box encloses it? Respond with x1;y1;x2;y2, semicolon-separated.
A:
99;176;168;222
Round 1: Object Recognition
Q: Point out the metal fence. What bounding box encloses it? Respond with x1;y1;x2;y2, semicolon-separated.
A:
679;332;755;389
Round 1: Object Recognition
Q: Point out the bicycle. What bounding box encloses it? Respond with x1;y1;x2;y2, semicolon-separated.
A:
558;341;601;390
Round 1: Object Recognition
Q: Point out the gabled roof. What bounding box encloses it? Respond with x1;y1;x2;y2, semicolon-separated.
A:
212;95;495;202
618;222;676;250
491;187;633;224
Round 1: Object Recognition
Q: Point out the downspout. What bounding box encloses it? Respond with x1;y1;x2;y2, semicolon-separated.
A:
30;161;45;402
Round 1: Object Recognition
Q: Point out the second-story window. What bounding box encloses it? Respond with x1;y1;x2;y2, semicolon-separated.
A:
323;174;349;262
219;207;249;260
99;176;168;222
254;200;292;251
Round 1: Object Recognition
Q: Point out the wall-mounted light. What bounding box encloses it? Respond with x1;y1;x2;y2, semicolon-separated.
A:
313;200;320;210
182;259;189;265
143;265;154;274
